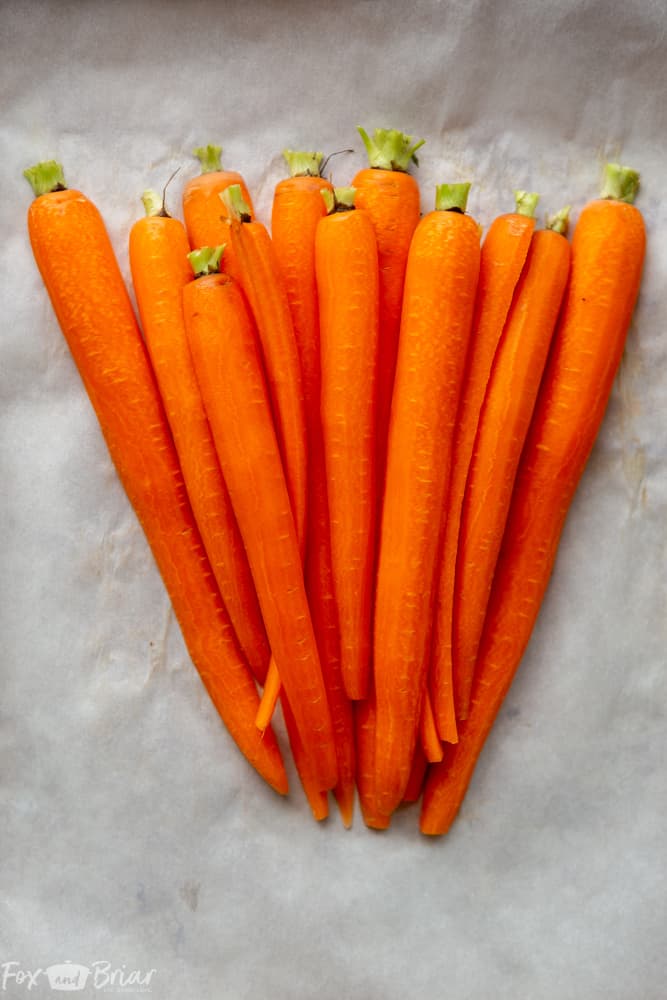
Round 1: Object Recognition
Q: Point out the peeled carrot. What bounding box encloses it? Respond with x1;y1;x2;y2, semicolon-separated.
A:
23;162;287;794
128;191;270;683
421;164;646;835
402;745;428;805
419;691;444;764
355;697;391;830
373;184;480;816
316;187;380;702
182;265;338;791
453;209;572;716
271;152;355;826
353;126;424;496
182;143;255;274
430;191;538;739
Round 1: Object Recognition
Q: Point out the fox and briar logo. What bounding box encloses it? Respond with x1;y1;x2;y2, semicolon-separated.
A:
1;960;156;993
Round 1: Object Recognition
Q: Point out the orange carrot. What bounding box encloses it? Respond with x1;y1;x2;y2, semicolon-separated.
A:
272;151;355;826
453;210;572;717
316;187;380;701
430;191;539;739
355;697;391;829
23;162;287;794
420;690;444;764
128;191;270;683
421;164;646;836
182;143;255;275
182;265;338;791
373;184;480;816
402;745;428;805
353;126;424;496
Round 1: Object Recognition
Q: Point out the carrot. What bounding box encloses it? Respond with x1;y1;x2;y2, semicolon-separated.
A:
373;184;480;816
353;126;424;497
402;745;428;805
23;162;287;795
128;190;270;683
182;263;338;791
354;697;391;830
419;690;444;764
430;190;539;739
420;164;646;836
453;209;572;717
316;186;380;702
271;151;355;826
182;144;255;275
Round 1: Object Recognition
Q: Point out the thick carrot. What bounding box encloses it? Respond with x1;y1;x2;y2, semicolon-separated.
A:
421;164;646;836
271;151;355;826
373;184;480;816
353;126;424;497
128;191;270;684
182;143;255;275
316;187;380;702
182;268;338;791
430;191;539;739
453;210;572;716
23;162;287;794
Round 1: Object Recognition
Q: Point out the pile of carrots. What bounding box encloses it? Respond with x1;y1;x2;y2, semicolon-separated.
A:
23;129;646;835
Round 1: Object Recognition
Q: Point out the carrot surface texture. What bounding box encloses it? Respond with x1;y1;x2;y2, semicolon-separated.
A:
271;151;356;826
316;186;380;703
421;164;646;836
373;183;481;817
452;207;572;719
430;190;539;739
181;144;255;273
23;163;287;795
128;190;270;684
182;262;338;792
353;126;424;500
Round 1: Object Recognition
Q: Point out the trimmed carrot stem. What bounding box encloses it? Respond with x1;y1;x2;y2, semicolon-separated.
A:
430;191;538;738
373;184;480;815
421;165;646;835
23;162;286;794
129;194;270;684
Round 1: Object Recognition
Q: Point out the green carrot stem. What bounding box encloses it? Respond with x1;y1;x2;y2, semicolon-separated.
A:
23;160;67;197
321;186;356;215
514;191;540;217
357;126;425;172
601;163;640;204
193;144;223;174
283;150;323;177
546;205;571;235
142;189;168;218
188;245;225;277
220;184;252;222
435;183;471;213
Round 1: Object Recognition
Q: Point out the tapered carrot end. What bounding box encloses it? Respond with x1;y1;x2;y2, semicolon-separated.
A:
601;163;640;204
193;144;223;174
333;783;355;829
255;661;281;731
361;810;391;831
23;160;66;197
308;791;330;823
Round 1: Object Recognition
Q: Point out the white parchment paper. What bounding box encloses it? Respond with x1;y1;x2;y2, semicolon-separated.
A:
2;1;666;997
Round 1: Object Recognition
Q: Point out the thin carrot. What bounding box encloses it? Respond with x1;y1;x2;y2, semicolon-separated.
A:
354;697;391;830
182;265;338;791
353;126;424;497
421;164;646;836
453;209;572;716
271;151;355;826
128;190;270;683
23;162;287;794
373;184;480;816
420;690;444;764
402;745;428;805
316;186;380;702
182;143;255;276
430;190;539;739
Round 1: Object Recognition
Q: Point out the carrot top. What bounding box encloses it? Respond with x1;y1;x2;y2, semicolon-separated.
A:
141;189;169;218
220;184;253;222
546;206;571;235
193;144;225;174
321;186;356;215
23;160;67;196
514;190;540;217
601;162;640;203
187;245;225;277
357;126;425;172
283;149;325;178
434;183;471;213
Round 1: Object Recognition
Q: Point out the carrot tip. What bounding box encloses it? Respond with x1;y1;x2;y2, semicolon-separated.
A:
23;160;66;197
333;786;355;829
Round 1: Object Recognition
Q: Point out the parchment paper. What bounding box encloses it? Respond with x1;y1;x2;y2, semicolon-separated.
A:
2;1;666;997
